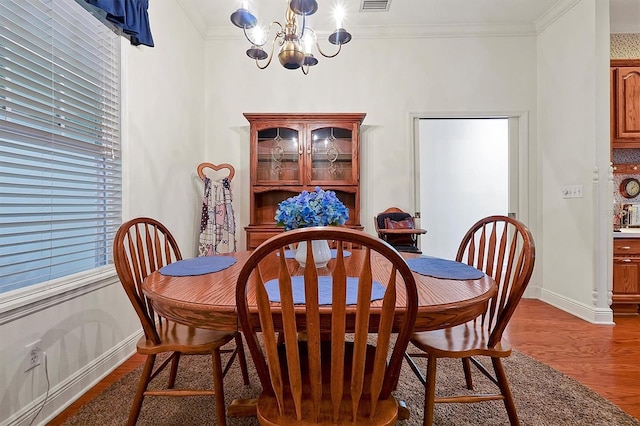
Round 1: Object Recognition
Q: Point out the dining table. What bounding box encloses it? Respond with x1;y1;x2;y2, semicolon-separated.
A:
142;250;497;334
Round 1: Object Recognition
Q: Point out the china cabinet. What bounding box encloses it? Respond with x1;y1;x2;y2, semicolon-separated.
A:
611;60;640;148
243;113;366;249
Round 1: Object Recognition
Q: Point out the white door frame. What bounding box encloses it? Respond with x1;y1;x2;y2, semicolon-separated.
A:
410;111;535;297
410;111;530;228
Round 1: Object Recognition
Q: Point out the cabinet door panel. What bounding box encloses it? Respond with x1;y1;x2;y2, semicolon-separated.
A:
613;259;640;294
616;67;640;140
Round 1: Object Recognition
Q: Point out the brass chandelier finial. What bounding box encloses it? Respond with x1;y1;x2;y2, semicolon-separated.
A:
230;1;352;74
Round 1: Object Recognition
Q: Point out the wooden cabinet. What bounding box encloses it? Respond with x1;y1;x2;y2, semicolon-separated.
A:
611;60;640;148
612;238;640;315
243;113;366;249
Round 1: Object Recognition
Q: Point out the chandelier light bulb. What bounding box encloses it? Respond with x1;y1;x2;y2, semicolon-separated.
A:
251;26;266;45
302;33;314;54
334;5;345;30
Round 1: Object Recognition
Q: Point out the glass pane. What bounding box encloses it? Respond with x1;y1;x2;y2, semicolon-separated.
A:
310;127;352;182
0;0;121;293
257;127;300;182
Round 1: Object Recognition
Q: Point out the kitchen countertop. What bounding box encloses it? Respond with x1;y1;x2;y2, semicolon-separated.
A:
614;228;640;238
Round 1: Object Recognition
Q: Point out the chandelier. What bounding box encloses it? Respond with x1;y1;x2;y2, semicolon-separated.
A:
230;0;352;74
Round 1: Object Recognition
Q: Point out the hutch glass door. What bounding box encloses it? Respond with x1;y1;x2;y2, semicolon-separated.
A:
256;125;303;184
309;125;355;185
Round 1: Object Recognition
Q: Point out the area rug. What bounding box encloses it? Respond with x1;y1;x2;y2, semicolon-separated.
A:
62;342;639;426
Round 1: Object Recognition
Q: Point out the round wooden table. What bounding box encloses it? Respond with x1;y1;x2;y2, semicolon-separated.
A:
142;250;497;333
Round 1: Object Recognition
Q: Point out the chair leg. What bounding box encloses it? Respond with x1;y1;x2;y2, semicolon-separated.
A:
235;333;250;385
423;354;437;426
462;357;473;389
212;348;227;426
167;352;181;389
128;354;155;426
492;357;520;426
404;350;427;386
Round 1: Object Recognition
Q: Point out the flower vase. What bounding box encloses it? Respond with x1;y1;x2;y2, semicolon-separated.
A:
295;240;331;268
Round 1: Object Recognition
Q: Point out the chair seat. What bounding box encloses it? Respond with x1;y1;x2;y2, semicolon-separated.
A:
410;322;512;358
258;395;398;426
256;341;398;426
136;321;237;355
392;244;422;253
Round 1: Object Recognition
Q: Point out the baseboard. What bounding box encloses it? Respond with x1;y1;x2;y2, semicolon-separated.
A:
4;330;142;426
540;289;614;325
523;284;542;299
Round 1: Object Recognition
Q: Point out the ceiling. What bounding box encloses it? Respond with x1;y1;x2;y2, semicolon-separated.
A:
183;0;639;37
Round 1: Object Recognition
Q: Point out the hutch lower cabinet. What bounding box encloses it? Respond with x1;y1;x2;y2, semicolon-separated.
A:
243;113;366;250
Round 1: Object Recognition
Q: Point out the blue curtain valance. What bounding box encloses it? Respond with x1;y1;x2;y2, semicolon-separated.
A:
85;0;154;47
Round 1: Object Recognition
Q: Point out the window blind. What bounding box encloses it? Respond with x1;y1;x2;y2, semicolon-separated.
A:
0;0;121;293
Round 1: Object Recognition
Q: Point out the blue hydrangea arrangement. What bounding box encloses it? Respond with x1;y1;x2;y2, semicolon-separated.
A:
275;187;349;231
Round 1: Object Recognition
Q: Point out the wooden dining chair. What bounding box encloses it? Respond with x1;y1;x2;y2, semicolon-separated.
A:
404;215;535;426
236;226;418;425
113;217;250;426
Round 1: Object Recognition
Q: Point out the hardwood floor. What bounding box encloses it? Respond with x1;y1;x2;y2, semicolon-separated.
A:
48;299;640;424
505;299;640;420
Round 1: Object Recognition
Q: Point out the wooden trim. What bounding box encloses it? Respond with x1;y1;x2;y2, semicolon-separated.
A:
611;59;640;67
243;113;366;123
613;164;640;174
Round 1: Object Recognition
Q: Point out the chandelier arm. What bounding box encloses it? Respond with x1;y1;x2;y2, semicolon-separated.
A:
315;40;342;59
254;34;280;70
301;64;309;75
242;21;285;47
304;27;343;59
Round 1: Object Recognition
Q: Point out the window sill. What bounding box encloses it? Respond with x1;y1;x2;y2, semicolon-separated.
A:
0;265;118;325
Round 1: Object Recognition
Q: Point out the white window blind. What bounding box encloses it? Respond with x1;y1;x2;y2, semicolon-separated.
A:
0;0;121;293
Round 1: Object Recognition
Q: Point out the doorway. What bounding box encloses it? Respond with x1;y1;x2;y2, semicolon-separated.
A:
415;116;521;259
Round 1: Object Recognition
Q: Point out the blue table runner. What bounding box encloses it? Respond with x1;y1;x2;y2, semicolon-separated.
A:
265;276;384;305
159;256;236;276
406;256;484;280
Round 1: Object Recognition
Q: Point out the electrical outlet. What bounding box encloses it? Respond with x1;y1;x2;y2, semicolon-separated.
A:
25;340;43;373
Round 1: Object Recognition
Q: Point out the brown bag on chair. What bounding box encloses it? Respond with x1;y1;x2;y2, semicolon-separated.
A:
384;217;416;245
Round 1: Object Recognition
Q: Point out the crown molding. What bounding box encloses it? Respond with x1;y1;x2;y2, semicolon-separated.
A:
534;0;582;34
176;0;207;38
204;22;537;41
179;0;580;41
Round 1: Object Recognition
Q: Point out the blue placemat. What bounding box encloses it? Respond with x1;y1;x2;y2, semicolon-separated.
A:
277;249;352;259
159;256;236;276
406;256;484;280
265;276;384;305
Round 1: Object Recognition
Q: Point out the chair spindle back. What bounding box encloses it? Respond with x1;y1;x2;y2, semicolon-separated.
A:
236;227;418;423
455;215;535;347
113;217;182;345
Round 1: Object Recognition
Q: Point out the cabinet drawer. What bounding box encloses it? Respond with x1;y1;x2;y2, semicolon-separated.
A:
613;239;640;255
245;228;283;250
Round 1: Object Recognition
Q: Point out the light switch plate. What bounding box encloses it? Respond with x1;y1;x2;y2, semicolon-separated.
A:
562;185;583;199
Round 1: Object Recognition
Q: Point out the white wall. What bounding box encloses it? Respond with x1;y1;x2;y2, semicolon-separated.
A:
203;35;538;254
0;1;206;424
536;0;612;321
